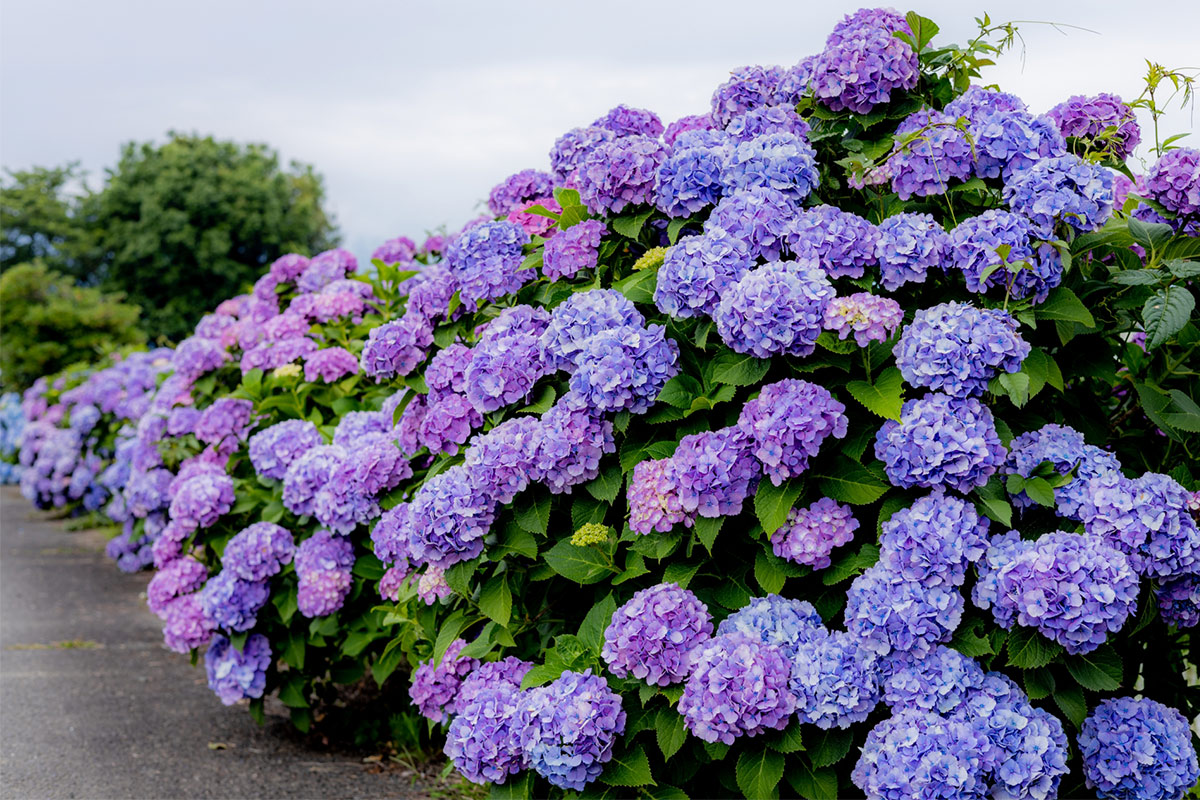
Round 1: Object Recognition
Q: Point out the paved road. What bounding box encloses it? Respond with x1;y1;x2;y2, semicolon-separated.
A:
0;488;429;800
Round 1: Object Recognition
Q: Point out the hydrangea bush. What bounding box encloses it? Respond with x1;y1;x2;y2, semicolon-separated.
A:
9;8;1200;799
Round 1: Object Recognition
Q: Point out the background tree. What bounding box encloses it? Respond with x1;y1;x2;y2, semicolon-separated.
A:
0;163;94;281
84;133;338;340
0;262;146;390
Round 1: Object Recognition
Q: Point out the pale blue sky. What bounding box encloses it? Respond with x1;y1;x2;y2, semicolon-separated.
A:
2;1;1197;259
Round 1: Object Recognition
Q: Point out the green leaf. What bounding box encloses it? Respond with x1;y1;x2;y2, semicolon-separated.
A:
1024;667;1056;700
767;722;804;754
736;749;784;800
515;490;551;535
278;675;308;708
494;525;538;560
787;765;838;800
815;458;889;505
949;618;995;657
612;266;659;305
904;11;940;49
478;575;512;627
586;463;624;503
601;743;656;787
1053;683;1087;727
694;516;723;555
1023;476;1056;507
1143;285;1196;349
973;479;1013;527
282;632;305;670
443;558;479;596
1109;269;1164;286
553;187;581;208
611;208;656;240
711;350;772;386
815;331;859;354
619;438;678;473
518;384;556;415
1128;216;1174;252
656;709;688;760
558;203;590;230
1064;646;1123;692
821;542;880;585
370;642;406;687
1135;383;1183;442
845;367;904;420
1166;258;1200;279
754;548;788;594
489;771;533;800
754;478;805;536
998;371;1031;408
577;594;617;652
807;728;854;769
1006;626;1064;669
433;610;472;665
272;588;298;625
544;538;615;584
1036;286;1096;327
662;561;701;588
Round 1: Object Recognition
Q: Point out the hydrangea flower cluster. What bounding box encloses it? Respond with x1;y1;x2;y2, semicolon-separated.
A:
894;303;1030;396
809;9;918;113
539;289;643;371
655;228;752;318
409;638;481;723
875;393;1006;493
1004;423;1120;516
822;293;903;346
715;260;834;359
715;594;828;660
487;169;554;216
678;632;796;744
592;104;663;138
541;220;605;281
601;582;713;686
706;186;797;261
360;315;434;380
1156;573;1200;629
671;427;759;518
844;563;965;662
1003;154;1114;236
579;135;666;215
565;324;678;414
710;65;788;127
1047;93;1141;159
205;634;271;706
1079;696;1199;800
654;133;728;217
852;708;990;800
293;531;355;618
772;496;858;569
445;221;532;309
890;109;974;199
221;522;294;581
199;570;269;632
1143;147;1200;235
549;126;615;184
790;631;880;729
947;209;1063;304
626;458;688;535
445;686;527;785
785;205;879;279
720;132;820;204
1081;471;1200;580
877;490;988;587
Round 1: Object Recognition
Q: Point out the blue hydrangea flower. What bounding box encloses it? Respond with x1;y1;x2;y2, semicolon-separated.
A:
465;305;550;414
542;220;606;282
715;260;834;359
969;111;1065;181
881;645;985;716
822;293;903;346
1079;471;1200;580
579;135;666;215
221;522;295;582
947;209;1063;305
1047;93;1141;160
654;133;729;217
875;212;950;291
809;12;918;114
360;315;434;380
205;633;271;705
772;496;858;569
845;564;964;661
565;323;678;415
532;399;615;495
487;169;554;216
407;465;496;568
720;132;820;204
710;65;788;127
785;205;880;279
199;571;269;633
1144;148;1200;235
627;458;692;535
592;104;664;138
715;594;828;661
1004;424;1120;517
875;393;1007;493
294;531;355;618
540;289;644;372
878;489;989;588
655;228;753;318
671;427;759;518
464;416;543;505
444;686;526;785
445;221;532;309
890;109;974;199
894;303;1030;397
1157;573;1200;629
456;657;534;710
852;708;989;800
725;105;810;142
1003;154;1114;237
737;379;847;486
790;631;880;729
706;186;798;261
678;632;796;744
549;126;616;184
601;582;713;686
1079;696;1199;800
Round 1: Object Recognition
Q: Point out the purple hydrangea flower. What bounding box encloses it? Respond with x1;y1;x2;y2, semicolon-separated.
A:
772;496;858;569
627;458;691;535
1004;424;1120;517
725;105;810;142
809;13;918;114
890;109;974;199
418;395;482;456
678;632;795;744
706;186;798;261
445;220;532;309
409;638;480;723
487;169;554;216
240;336;318;375
540;289;643;372
737;379;847;486
592;104;664;138
1079;471;1200;580
542;219;606;282
720;132;820;204
171;337;229;381
852;709;989;800
161;594;216;653
348;432;411;496
601;582;713;686
845;564;964;661
1143;147;1200;235
790;631;880;729
881;645;985;716
711;65;788;127
269;253;309;282
297;248;356;293
516;669;626;791
304;347;359;383
205;633;271;705
168;468;234;531
333;410;389;448
875;393;1007;493
878;489;989;587
579;135;666;215
405;264;459;326
654;228;753;318
968;111;1065;181
894;303;1030;397
715;594;828;660
407;465;496;567
654;134;729;217
533;399;615;494
875;213;950;291
549;126;616;184
565;324;678;415
248;419;323;481
785;205;879;279
445;686;526;785
294;531;355;618
147;556;208;616
199;571;269;632
1079;696;1199;800
715;260;834;359
672;427;759;518
372;236;417;265
457;657;534;709
1047;93;1141;160
464;417;543;505
1003;154;1114;237
947;209;1063;305
823;293;903;346
465;306;550;413
663;114;717;147
360;315;433;380
222;522;295;582
1157;573;1200;629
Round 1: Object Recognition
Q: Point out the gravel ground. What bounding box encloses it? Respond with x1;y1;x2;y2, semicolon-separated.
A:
0;487;434;800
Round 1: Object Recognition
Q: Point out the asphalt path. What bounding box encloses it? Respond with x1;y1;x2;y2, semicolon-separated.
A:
0;487;430;800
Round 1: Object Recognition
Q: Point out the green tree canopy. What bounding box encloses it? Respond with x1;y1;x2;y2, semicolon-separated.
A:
87;133;338;340
0;262;146;390
0;163;93;281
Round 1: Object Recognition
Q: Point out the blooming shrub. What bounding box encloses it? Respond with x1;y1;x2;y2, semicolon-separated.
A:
10;7;1200;800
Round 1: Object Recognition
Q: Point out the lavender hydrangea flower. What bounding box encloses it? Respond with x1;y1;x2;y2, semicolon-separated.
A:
1079;696;1199;800
710;65;788;127
1143;147;1200;235
407;465;496;567
715;260;834;359
304;347;359;383
790;631;880;729
579;135;666;215
161;594;216;653
464;416;542;505
654;228;752;318
168;468;235;531
947;209;1063;304
445;220;532;309
592;104;664;138
533;399;615;494
465;306;549;413
147;556;208;616
875;393;1007;493
194;398;254;447
205;633;271;706
457;657;534;709
248;419;322;481
171;337;229;380
297;248;356;293
222;522;295;582
199;571;269;632
602;582;713;686
890;109;974;199
720;132;820;204
785;205;879;279
549;126;616;184
809;13;918;114
418;394;482;456
405;264;459;326
678;632;795;744
823;293;903;346
409;638;480;723
654;133;728;217
663;114;716;147
269;253;309;282
240;336;318;375
1082;472;1200;580
878;489;989;587
372;236;417;265
333;410;389;448
894;303;1030;397
360;315;433;380
881;645;986;715
968;111;1065;181
348;432;411;496
1004;424;1120;516
487;169;554;216
542;219;606;282
772;496;858;569
1003;154;1114;237
540;289;643;371
985;531;1138;654
737;379;847;486
672;427;759;518
1047;93;1141;160
852;709;989;800
444;686;526;785
294;531;355;618
565;324;678;415
715;594;828;660
1157;573;1200;628
706;186;798;261
627;458;691;535
516;669;626;791
875;212;950;291
845;564;964;661
725;105;810;142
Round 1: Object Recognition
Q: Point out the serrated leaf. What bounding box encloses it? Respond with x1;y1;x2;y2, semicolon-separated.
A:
478;575;512;627
613;266;659;305
656;709;688;760
1023;476;1056;507
754;478;805;535
657;374;703;409
489;772;533;800
1053;684;1087;727
611;209;656;240
949;618;995;657
1064;646;1123;692
815;459;889;505
1109;269;1164;285
845;367;904;420
619;438;679;473
974;495;1013;527
601;743;656;787
517;384;556;414
586;463;624;503
768;722;804;754
821;542;880;585
816;331;859;354
1166;259;1200;278
1006;626;1063;669
1036;286;1095;327
736;749;784;800
515;490;551;535
787;765;838;800
1128;216;1174;252
577;594;617;653
663;561;701;589
999;371;1031;408
544;538;614;584
1143;285;1196;349
1136;382;1183;442
1024;667;1056;700
754;548;788;594
711;350;772;386
807;728;854;769
495;525;538;560
694;516;723;555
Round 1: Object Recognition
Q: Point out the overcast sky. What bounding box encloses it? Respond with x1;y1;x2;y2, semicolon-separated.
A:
3;1;1197;259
